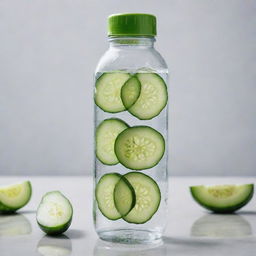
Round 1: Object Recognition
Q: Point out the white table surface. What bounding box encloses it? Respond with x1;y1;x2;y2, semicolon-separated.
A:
0;176;255;256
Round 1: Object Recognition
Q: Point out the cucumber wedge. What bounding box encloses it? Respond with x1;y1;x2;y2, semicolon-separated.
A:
114;126;165;170
128;73;168;120
96;118;129;165
114;176;136;217
121;76;141;109
0;181;32;213
95;73;131;113
37;191;73;235
122;172;161;224
95;173;123;220
190;184;254;213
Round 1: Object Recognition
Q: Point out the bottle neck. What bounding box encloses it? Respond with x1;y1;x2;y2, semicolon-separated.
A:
108;36;155;48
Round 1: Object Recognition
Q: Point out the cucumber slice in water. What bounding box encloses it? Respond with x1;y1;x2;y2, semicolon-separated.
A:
0;181;32;213
122;172;161;224
121;76;141;109
96;173;122;220
95;73;131;113
115;126;165;170
96;173;135;220
128;73;168;120
114;176;136;217
190;184;254;213
37;191;73;235
96;118;129;165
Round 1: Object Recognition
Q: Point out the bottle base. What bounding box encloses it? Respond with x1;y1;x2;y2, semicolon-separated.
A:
98;229;162;244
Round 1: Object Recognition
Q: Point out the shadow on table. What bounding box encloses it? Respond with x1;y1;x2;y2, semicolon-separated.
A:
17;210;37;215
37;234;72;256
65;229;86;239
237;210;256;215
0;213;32;237
190;213;252;238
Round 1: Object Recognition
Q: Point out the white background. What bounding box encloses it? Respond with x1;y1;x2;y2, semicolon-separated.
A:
0;0;255;175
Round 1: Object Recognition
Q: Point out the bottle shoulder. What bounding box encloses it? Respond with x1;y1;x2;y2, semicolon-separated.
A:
95;47;168;74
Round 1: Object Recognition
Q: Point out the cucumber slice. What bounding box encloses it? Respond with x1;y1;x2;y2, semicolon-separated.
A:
95;173;122;220
128;73;168;120
95;73;131;113
121;76;141;109
0;181;32;213
37;191;73;235
190;184;254;213
114;126;165;170
96;118;129;165
114;176;136;217
122;172;161;224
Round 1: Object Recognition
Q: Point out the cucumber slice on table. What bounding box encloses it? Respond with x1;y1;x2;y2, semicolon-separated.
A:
96;118;129;165
128;73;168;120
0;181;32;213
121;76;141;109
115;126;165;170
114;176;136;217
190;184;254;213
95;73;131;113
122;172;161;224
37;191;73;235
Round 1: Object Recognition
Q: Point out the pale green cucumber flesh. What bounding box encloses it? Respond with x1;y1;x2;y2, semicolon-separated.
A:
36;191;73;235
190;184;254;213
114;126;165;170
122;172;161;224
95;73;131;113
96;118;129;165
114;176;136;217
128;73;168;120
121;76;141;109
95;173;122;220
0;181;32;212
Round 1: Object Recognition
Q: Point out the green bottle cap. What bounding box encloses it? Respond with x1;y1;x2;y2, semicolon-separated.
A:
108;13;157;37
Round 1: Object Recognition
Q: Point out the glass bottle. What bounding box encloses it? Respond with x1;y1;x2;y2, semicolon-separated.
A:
93;13;168;244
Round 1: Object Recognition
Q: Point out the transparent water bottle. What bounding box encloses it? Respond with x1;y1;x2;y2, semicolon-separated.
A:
93;13;168;244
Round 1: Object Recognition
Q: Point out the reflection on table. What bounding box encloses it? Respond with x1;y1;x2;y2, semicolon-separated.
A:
37;235;72;256
93;239;166;256
163;236;256;256
0;213;31;237
190;214;252;238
